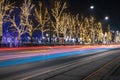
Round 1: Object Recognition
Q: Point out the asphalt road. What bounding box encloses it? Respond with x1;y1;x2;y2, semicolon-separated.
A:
0;46;120;80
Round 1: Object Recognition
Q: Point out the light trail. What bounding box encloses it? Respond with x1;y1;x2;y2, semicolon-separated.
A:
0;48;112;67
0;45;120;67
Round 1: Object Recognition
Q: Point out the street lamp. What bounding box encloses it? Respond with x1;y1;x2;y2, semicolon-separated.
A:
90;5;94;10
105;16;109;20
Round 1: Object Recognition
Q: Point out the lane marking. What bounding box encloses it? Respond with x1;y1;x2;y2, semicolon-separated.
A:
19;49;115;80
83;56;120;80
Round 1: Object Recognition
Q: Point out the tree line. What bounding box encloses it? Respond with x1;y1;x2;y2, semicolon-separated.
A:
0;0;112;46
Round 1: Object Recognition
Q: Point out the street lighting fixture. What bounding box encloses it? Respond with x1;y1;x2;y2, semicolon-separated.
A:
90;5;94;10
105;16;109;20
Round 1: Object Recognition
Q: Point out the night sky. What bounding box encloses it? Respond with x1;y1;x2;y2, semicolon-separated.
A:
67;0;120;30
11;0;120;30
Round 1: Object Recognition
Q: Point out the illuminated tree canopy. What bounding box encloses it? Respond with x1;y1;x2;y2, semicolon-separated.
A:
0;0;114;47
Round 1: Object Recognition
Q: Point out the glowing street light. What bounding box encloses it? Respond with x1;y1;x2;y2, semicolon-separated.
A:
90;5;94;10
105;16;109;20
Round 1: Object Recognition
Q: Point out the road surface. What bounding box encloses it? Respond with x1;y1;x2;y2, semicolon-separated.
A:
0;45;120;80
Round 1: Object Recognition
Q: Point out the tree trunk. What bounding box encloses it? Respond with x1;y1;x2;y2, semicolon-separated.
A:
18;34;21;47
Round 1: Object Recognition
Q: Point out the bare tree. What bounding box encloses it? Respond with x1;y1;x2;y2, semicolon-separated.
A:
20;0;34;41
59;13;73;42
60;13;70;38
34;1;50;39
76;15;84;43
95;22;103;43
89;16;96;43
51;1;67;39
74;14;84;43
59;13;70;44
9;0;34;44
0;0;14;37
68;15;76;39
72;15;78;39
10;15;28;43
106;25;112;43
82;17;90;43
